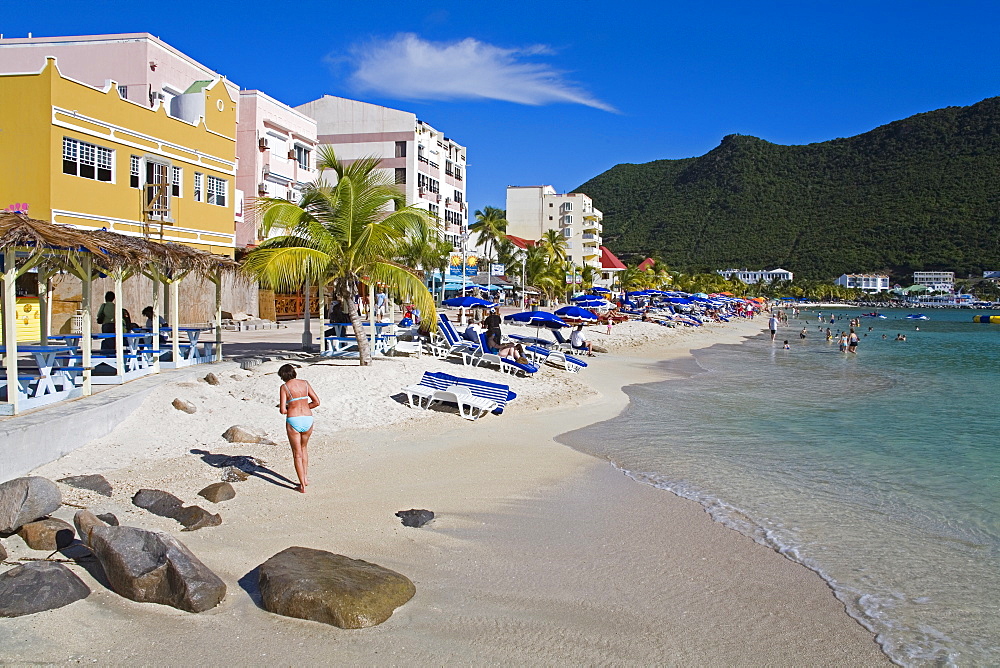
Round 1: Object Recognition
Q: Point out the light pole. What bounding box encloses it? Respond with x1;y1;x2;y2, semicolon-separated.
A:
460;230;468;325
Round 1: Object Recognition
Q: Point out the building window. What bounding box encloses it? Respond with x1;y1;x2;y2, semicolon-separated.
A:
445;210;463;226
563;227;572;237
395;141;407;158
207;175;227;207
130;155;141;188
118;85;128;100
428;203;439;218
417;174;439;194
294;145;311;170
445;159;453;176
193;172;203;202
63;137;113;182
144;161;170;221
453;190;463;204
454;165;462;180
395;168;406;185
171;166;182;197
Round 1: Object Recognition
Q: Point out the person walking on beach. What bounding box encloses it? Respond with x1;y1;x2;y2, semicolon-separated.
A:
278;364;320;493
768;314;779;341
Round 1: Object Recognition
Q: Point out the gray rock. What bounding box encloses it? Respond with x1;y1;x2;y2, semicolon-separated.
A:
0;477;62;534
88;525;226;613
132;489;221;531
172;398;197;414
258;547;415;629
0;540;6;561
18;518;75;550
221;425;275;445
57;474;113;497
395;509;434;528
221;467;249;483
0;562;90;617
96;513;120;526
203;373;221;386
198;482;235;504
73;509;109;547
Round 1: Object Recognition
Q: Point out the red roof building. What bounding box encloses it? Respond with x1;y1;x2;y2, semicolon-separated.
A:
601;246;626;270
504;234;537;250
637;257;655;272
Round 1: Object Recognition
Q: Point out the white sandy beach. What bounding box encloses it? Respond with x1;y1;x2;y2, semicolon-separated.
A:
1;316;889;665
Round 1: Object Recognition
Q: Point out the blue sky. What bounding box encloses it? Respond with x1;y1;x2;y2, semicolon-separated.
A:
4;0;999;211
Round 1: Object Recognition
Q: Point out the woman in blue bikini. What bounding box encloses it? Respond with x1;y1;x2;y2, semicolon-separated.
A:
278;364;320;493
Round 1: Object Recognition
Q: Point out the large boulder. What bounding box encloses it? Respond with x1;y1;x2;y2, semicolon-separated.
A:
88;525;226;613
258;547;415;629
18;518;75;550
198;483;235;504
132;490;221;531
73;509;109;547
0;477;62;534
222;425;276;445
0;540;6;561
0;562;90;617
57;474;113;497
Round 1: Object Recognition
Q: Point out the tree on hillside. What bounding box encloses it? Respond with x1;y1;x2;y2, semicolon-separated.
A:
243;147;436;366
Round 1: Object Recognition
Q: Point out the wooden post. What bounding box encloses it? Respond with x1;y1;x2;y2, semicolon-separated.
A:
151;273;161;373
81;256;92;397
214;273;223;362
170;279;180;363
2;249;19;414
39;270;53;343
369;281;376;346
301;280;313;351
114;273;125;376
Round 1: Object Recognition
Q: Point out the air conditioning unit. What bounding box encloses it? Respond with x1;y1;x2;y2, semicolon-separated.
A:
288;149;296;160
262;165;270;176
286;190;295;201
418;187;426;196
445;197;452;205
436;194;442;203
258;183;268;195
258;137;269;150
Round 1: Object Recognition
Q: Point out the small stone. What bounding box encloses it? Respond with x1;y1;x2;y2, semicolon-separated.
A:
57;474;113;497
204;373;221;386
88;525;226;613
177;506;223;532
172;398;197;414
132;489;221;531
221;467;249;483
0;477;62;534
0;562;90;617
18;518;75;550
395;509;434;528
221;425;275;445
258;546;415;629
96;513;120;526
73;510;109;547
198;482;235;504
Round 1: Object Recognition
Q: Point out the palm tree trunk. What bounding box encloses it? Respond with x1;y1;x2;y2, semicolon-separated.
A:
339;281;372;366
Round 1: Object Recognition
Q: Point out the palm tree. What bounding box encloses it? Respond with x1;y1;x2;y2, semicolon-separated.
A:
397;224;453;303
471;206;508;265
539;229;569;264
243;147;435;366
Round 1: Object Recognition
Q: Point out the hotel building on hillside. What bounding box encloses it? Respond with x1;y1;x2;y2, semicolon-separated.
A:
835;273;890;292
236;91;318;247
504;185;603;272
296;96;468;248
717;267;794;284
912;271;955;293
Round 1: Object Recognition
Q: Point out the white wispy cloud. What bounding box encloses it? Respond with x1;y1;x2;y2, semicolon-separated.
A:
342;33;617;113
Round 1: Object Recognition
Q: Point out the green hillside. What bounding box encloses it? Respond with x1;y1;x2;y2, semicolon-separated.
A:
577;97;1000;281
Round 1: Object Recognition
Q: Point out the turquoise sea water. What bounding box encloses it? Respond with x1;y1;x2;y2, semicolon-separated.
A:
561;309;1000;666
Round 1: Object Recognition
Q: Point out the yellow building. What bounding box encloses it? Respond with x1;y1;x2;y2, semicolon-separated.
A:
0;58;237;256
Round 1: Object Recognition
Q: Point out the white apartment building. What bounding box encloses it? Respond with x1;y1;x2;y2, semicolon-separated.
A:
912;271;955;293
505;186;603;270
236;91;317;247
296;95;468;247
835;273;890;292
717;268;794;284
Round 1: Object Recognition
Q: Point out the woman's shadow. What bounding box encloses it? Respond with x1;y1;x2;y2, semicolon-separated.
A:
190;449;298;491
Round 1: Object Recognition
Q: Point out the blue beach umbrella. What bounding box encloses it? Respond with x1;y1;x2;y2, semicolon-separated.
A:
554;305;599;321
574;298;607;308
442;296;496;308
590;286;610;293
504;310;568;328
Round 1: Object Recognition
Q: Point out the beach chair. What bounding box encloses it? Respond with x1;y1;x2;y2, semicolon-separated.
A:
401;371;516;419
524;345;588;374
425;314;478;362
550;329;578;352
470;332;539;377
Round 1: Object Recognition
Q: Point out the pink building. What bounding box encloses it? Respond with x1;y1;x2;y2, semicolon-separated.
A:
236;91;318;247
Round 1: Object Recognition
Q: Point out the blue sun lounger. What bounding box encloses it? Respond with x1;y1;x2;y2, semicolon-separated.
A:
401;371;517;419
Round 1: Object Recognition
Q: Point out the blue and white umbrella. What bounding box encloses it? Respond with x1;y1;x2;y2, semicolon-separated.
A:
443;296;496;308
574;297;608;309
590;286;610;293
554;305;599;322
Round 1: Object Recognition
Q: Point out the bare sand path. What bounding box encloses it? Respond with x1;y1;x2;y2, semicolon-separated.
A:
1;317;888;665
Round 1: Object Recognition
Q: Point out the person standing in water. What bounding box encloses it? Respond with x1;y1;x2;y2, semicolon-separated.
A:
278;364;320;493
